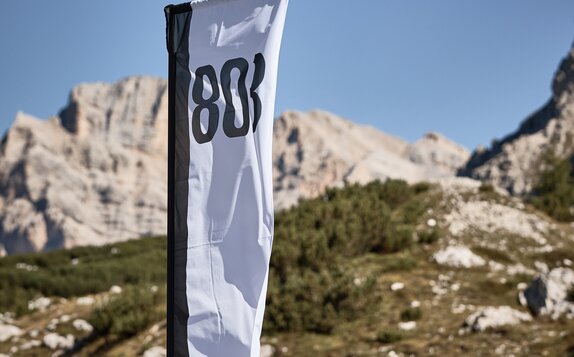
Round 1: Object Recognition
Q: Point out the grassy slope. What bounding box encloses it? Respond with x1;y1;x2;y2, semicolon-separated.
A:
0;180;573;356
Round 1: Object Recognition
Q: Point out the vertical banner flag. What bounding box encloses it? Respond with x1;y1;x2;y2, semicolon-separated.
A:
165;1;288;356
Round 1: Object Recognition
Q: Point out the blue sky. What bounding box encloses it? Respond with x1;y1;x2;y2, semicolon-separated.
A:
0;1;573;150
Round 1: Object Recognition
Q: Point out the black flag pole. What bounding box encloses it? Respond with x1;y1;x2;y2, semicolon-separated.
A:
164;5;176;356
165;4;192;356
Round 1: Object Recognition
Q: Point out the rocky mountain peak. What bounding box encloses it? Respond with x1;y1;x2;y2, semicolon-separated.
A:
460;40;574;195
552;42;574;103
0;76;168;255
58;76;168;155
273;110;469;208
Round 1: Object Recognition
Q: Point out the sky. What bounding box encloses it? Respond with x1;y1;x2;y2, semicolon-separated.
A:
0;1;573;150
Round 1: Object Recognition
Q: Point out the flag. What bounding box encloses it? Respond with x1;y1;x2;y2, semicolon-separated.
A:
165;1;288;356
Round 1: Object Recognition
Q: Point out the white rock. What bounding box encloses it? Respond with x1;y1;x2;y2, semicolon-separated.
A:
433;246;485;268
410;300;421;308
109;285;122;294
564;259;573;267
27;297;51;311
506;263;535;276
443;200;549;244
521;267;574;319
260;344;275;357
143;346;167;357
59;315;70;323
464;306;532;332
0;312;14;324
72;319;93;333
0;323;22;342
534;261;549;274
76;296;95;306
426;218;437;227
398;321;417;331
390;282;405;291
488;260;505;272
42;333;74;350
20;339;41;350
16;263;38;271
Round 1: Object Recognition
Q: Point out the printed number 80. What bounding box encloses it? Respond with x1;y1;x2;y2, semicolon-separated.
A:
191;53;266;144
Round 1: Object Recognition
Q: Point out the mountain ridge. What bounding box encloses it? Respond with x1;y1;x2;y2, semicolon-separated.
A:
0;80;468;255
459;41;574;195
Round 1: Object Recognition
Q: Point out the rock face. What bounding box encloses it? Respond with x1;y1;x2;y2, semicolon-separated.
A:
0;77;168;254
460;41;574;195
520;267;574;319
273;111;469;208
464;306;532;332
0;79;469;254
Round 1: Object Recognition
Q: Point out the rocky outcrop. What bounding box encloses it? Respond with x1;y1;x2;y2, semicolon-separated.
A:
460;41;574;195
0;77;168;255
520;267;574;319
464;306;532;332
432;246;486;268
0;324;21;343
273;111;469;208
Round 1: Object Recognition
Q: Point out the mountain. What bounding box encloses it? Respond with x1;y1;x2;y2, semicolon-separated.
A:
0;79;468;255
460;41;574;195
273;110;469;208
0;77;169;255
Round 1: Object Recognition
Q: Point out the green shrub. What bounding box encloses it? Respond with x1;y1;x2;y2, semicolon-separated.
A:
531;152;574;222
472;246;513;263
89;285;163;340
265;179;430;334
0;237;166;315
400;307;422;321
0;179;435;340
479;183;495;193
265;266;377;334
418;229;440;245
380;254;418;272
376;329;404;344
412;182;432;194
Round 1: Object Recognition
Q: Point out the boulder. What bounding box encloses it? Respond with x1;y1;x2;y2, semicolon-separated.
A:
0;323;22;342
42;333;74;350
433;246;485;268
520;267;574;319
464;306;532;332
143;346;167;357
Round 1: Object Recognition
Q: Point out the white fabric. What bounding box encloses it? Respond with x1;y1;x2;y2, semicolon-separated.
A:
185;0;288;356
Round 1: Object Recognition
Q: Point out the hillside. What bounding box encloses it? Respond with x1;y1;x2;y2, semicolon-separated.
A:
0;179;573;356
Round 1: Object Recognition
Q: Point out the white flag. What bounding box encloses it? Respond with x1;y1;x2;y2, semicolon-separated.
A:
165;1;288;356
